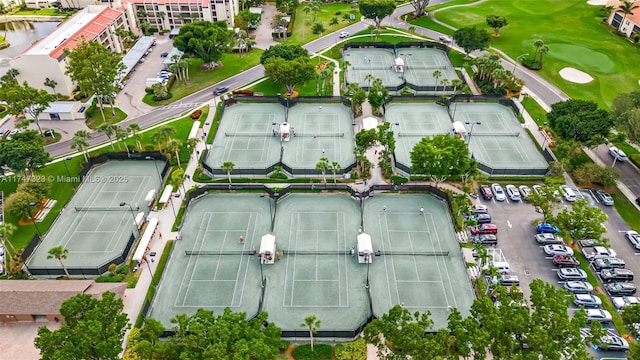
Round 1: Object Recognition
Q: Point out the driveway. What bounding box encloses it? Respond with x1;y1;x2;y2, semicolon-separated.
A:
0;321;61;360
253;5;278;50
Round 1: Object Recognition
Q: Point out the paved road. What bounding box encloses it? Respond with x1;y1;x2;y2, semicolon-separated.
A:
593;144;640;199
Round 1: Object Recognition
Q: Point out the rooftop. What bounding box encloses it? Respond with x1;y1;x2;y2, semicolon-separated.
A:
126;0;208;5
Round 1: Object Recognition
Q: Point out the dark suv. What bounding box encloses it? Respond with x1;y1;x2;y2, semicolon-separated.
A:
213;86;229;96
479;185;493;200
600;269;634;283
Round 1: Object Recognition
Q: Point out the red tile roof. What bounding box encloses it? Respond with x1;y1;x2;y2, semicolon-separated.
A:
49;7;125;60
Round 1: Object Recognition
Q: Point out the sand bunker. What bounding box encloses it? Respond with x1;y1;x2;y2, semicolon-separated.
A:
587;0;608;5
559;67;593;84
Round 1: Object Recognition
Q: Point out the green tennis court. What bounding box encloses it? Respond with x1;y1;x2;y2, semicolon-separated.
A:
397;48;458;88
343;47;404;88
26;160;163;276
364;194;474;328
451;103;548;174
205;103;355;175
386;103;453;171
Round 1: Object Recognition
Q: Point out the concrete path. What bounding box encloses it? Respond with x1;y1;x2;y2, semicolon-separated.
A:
253;5;278;50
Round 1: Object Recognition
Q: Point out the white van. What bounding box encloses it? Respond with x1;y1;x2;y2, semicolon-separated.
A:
561;185;577;202
485;261;511;274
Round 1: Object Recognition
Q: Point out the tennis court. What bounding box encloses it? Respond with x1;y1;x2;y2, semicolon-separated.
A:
386;103;453;171
343;47;404;89
205;103;284;172
282;104;355;170
451;103;548;174
149;194;268;326
26;160;163;276
364;194;474;328
397;48;458;89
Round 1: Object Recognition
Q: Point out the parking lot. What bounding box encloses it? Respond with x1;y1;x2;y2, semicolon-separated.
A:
474;184;640;357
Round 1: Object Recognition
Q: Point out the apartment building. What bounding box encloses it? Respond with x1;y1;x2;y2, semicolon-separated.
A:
124;0;238;31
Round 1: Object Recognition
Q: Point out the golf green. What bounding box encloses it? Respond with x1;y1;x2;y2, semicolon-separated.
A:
433;0;640;108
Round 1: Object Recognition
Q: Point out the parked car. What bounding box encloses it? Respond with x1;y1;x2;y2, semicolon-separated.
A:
560;185;578;202
553;255;580;267
471;234;498;246
593;257;626;270
597;335;629;351
472;204;488;214
479;185;493;200
518;185;532;199
585;309;612;323
576;239;596;248
625;231;640;251
536;223;560;234
160;52;169;57
535;233;563;244
557;268;587;281
338;31;350;38
491;274;520;286
605;282;637;296
600;269;634;283
595;189;614;206
564;281;593;294
491;183;506;201
544;244;574;256
505;185;521;201
470;213;492;224
469;224;498;235
439;35;452;43
609;146;627;162
612;296;640;309
573;294;602;308
582;246;617;260
213;86;229;96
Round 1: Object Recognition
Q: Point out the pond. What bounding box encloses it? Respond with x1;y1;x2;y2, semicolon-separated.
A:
0;21;60;74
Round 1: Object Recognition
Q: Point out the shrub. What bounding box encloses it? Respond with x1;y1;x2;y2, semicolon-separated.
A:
145;144;155;152
390;175;408;184
85;100;97;117
144;87;154;94
191;109;203;120
165;74;177;90
95;274;125;282
335;338;366;360
232;89;255;96
312;22;326;34
269;173;288;180
521;57;542;70
291;344;333;360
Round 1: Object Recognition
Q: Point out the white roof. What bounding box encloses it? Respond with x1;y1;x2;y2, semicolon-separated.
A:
163;48;184;65
260;234;276;254
144;189;156;202
280;122;290;132
395;57;404;66
357;233;373;253
121;36;155;78
363;117;378;130
249;7;262;14
158;185;173;204
188;121;201;139
26;7;103;56
452;121;466;133
133;217;158;262
43;101;77;113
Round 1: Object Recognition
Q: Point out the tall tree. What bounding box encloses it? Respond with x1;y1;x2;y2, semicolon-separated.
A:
0;130;51;175
150;131;165;152
617;0;640;31
222;161;235;183
157;126;176;147
115;126;129;152
330;161;341;184
35;292;130;359
0;223;17;276
526;183;561;221
409;0;430;18
0;81;56;136
167;139;183;168
547;99;613;143
486;14;508;36
302;315;322;352
264;57;316;95
367;78;388;114
452;26;491;58
46;245;71;278
65;39;125;122
432;70;442;92
303;0;321;22
173;21;235;64
410;134;476;186
315;157;330;184
71;130;91;162
553;199;609;246
359;0;396;29
98;123;118;151
4;190;37;223
128;124;143;151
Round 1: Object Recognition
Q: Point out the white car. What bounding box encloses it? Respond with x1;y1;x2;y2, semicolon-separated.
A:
505;185;521;201
535;233;563;244
609;146;627;162
612;296;640;309
560;185;578;202
518;185;531;199
598;334;629;351
472;204;488;214
491;183;506;201
557;268;587;281
585;309;612;323
625;231;640;251
573;294;602;308
338;31;350;38
544;244;574;256
564;281;593;294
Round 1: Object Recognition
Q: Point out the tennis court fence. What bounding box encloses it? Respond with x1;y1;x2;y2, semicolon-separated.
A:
74;206;139;212
224;132;345;138
184;249;450;256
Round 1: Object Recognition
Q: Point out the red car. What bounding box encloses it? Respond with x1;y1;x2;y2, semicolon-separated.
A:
469;223;498;235
553;255;580;268
479;185;493;200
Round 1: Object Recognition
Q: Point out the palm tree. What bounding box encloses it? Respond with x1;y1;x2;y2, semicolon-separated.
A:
316;157;330;184
222;161;235;183
441;78;450;93
532;39;545;64
0;223;17;274
303;1;321;22
71;130;91;162
432;70;442;93
167;139;183;167
408;25;416;37
150;132;165;152
364;74;376;93
47;245;71;278
617;0;640;31
301;315;321;351
157;126;176;147
330;161;341;184
44;78;58;94
367;24;376;40
537;45;550;67
115;126;129;152
128;124;142;151
98;123;117;151
451;79;463;94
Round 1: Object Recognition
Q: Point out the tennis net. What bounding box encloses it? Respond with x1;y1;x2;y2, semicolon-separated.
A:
472;132;520;137
74;206;139;212
184;250;449;256
224;132;344;138
397;132;437;137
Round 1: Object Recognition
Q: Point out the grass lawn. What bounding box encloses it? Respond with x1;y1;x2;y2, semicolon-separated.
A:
12;8;70;15
86;107;128;129
143;50;263;106
410;16;455;35
251;56;335;96
286;3;360;45
612;190;640;231
432;0;640;109
522;95;548;127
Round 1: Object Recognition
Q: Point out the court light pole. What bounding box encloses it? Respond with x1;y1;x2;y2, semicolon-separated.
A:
513;53;529;74
465;121;481;143
63;156;72;178
144;257;156;287
260;194;273;226
28;202;42;239
120;202;140;237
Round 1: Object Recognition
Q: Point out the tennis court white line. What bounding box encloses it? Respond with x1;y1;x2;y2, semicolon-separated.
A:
395;280;443;283
381;212;401;305
407;231;421;279
74;230;117;233
294;279;341;283
179;212;213;307
427;212;458;309
190;279;237;282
